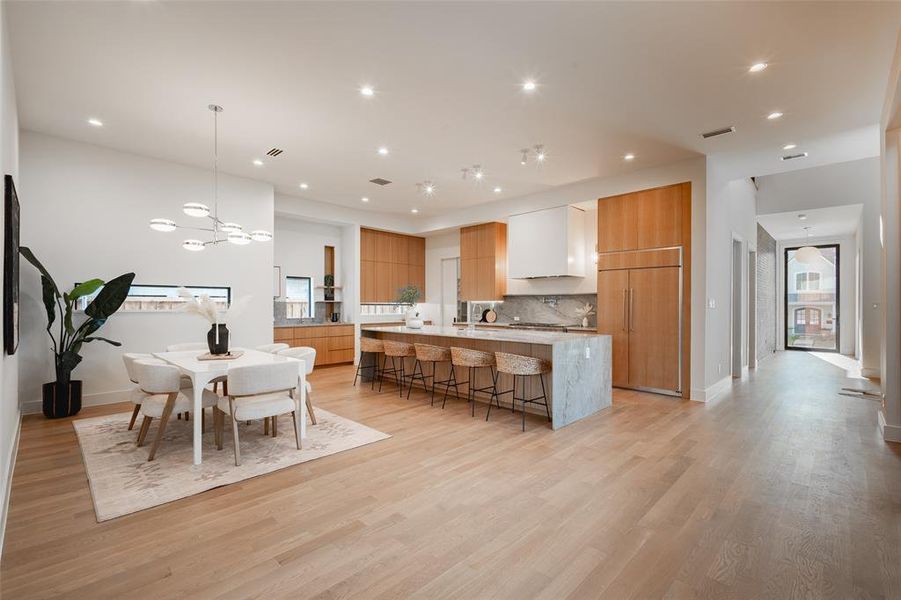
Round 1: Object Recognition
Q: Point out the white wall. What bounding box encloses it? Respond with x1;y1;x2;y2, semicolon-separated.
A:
417;157;709;398
757;158;882;375
18;132;274;413
420;229;461;325
0;0;19;555
274;217;344;303
705;165;758;392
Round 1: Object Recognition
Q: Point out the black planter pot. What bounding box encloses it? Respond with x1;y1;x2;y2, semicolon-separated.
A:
207;323;230;355
42;380;82;419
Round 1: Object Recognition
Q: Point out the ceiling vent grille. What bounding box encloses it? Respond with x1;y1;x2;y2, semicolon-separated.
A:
700;126;736;139
369;178;392;186
780;152;808;161
266;148;283;157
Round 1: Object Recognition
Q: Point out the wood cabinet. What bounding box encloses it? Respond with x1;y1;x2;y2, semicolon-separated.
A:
459;222;507;301
360;229;426;303
597;182;691;398
273;324;355;365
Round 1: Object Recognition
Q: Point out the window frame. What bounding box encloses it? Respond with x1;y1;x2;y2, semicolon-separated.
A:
285;275;313;319
75;283;231;313
784;243;840;353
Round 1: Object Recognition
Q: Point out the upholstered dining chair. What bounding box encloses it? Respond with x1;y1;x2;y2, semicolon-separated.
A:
277;346;317;425
214;362;303;466
256;343;290;354
122;353;192;429
133;359;218;461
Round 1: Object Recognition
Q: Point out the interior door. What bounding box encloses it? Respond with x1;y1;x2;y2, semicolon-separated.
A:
628;266;681;393
597;269;630;387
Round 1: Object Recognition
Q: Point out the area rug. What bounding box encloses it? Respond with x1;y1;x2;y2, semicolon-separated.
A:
73;409;390;521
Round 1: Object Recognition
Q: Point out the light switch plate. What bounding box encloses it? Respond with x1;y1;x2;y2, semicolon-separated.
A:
707;298;717;309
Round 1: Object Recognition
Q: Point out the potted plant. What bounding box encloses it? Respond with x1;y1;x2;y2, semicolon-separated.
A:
323;273;335;301
19;247;135;419
574;303;596;329
396;285;422;329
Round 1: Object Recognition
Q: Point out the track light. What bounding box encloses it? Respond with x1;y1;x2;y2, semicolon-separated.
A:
534;145;545;162
520;149;529;165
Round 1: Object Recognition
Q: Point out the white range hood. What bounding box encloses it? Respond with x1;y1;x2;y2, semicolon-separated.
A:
508;205;586;279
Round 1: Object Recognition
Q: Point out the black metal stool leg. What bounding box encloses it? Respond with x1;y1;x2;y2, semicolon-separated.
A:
540;374;550;422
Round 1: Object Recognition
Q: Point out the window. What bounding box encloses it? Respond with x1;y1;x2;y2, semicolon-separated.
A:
796;272;820;291
809;309;820;325
794;308;806;325
76;284;231;312
360;303;406;316
285;276;312;318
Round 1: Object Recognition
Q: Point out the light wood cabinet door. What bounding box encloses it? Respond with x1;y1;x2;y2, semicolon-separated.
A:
361;228;377;260
460;226;478;260
460;258;477;301
408;237;425;266
597;182;689;252
361;260;375;302
597;269;630;388
374;261;391;302
627;266;681;392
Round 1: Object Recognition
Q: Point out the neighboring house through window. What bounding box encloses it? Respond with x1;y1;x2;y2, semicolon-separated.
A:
796;272;820;291
286;276;312;318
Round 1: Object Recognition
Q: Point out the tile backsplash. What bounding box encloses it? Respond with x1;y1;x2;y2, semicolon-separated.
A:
472;294;598;327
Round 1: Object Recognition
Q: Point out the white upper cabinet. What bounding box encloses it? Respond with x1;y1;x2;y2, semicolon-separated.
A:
508;205;586;278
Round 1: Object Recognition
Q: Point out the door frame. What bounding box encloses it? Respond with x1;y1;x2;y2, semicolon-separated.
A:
748;248;757;369
439;257;460;327
730;235;743;378
783;243;841;353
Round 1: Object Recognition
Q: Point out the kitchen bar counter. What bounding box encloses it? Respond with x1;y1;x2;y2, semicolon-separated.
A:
361;325;611;429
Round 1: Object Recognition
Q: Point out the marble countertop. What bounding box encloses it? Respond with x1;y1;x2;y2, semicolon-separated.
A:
453;322;597;332
362;324;604;345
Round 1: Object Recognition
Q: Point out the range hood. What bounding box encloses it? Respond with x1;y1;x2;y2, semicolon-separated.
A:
508;205;586;279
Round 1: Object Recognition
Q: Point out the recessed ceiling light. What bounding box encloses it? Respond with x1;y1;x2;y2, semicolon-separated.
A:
377;146;389;156
522;80;537;92
623;153;635;161
783;143;797;150
299;182;309;190
798;214;808;220
493;186;502;193
87;118;103;127
252;159;263;166
361;197;369;203
411;208;419;214
767;111;783;120
749;62;768;73
360;85;374;97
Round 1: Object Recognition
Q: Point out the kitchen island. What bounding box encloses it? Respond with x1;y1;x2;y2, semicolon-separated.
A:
362;325;612;429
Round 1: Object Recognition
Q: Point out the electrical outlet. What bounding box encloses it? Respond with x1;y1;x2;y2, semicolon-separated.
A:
584;347;591;359
513;316;520;322
707;298;717;309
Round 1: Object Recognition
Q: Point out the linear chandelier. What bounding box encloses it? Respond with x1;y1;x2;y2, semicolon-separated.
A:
149;104;272;251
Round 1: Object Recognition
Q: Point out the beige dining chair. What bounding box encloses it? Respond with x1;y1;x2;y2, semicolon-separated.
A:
214;362;303;466
133;359;218;461
123;353;193;429
256;343;290;354
277;346;317;425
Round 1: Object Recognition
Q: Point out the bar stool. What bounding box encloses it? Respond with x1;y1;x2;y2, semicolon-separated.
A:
381;340;416;397
353;337;384;389
447;347;498;416
408;343;454;405
491;352;551;431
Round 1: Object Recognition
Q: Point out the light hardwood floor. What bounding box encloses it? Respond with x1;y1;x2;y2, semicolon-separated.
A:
2;351;899;599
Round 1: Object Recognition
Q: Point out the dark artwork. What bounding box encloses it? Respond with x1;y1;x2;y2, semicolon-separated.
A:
4;175;19;355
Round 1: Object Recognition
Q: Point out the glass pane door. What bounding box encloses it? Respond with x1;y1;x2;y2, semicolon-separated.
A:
785;244;839;352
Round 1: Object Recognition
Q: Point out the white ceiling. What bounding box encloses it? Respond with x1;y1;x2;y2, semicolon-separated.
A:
757;204;862;241
8;2;900;216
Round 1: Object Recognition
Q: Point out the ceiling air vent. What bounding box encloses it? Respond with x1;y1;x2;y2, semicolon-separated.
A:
369;178;392;186
780;152;808;161
266;148;283;157
700;126;736;139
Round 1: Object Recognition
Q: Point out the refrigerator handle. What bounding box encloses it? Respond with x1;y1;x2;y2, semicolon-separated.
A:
622;289;628;331
629;288;635;331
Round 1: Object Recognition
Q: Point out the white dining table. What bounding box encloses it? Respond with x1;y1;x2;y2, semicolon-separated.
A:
152;347;307;465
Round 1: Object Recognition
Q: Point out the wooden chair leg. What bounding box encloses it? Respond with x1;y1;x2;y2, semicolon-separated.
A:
215;407;224;450
229;397;241;466
292;410;302;450
263;416;269;436
136;416;152;446
306;390;317;425
148;392;178;461
271;414;278;437
128;404;141;430
201;408;206;434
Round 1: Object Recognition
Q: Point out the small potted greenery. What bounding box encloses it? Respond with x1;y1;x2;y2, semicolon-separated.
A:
396;285;422;328
20;247;135;418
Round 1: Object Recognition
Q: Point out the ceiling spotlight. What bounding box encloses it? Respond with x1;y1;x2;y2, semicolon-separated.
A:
798;214;808;221
411;208;419;214
493;186;502;193
783;143;797;150
424;181;435;195
520;149;529;165
767;111;783;120
623;153;635;161
377;146;389;156
360;85;374;97
473;165;484;180
361;197;369;203
87;118;103;127
533;145;546;163
522;80;537;92
749;62;768;73
299;182;309;189
252;159;263;166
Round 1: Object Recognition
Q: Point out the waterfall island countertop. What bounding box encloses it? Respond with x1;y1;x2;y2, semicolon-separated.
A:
361;325;612;429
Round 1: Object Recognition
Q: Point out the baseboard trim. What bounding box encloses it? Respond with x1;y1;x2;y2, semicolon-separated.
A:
21;388;132;416
861;367;881;380
690;376;732;403
878;410;901;443
0;410;22;561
